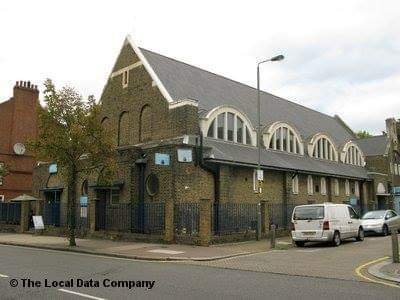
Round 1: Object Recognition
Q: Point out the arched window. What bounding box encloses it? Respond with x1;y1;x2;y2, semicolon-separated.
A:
341;142;365;166
264;122;303;154
320;177;327;195
292;175;299;194
81;180;88;196
203;106;255;145
139;105;152;142
345;179;350;196
307;175;314;195
309;134;338;161
333;179;339;196
118;111;129;146
101;117;109;131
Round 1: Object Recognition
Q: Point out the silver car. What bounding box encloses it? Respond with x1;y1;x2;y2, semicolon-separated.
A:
361;210;400;235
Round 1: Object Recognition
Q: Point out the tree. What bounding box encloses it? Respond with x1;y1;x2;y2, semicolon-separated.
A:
29;79;116;246
356;130;372;139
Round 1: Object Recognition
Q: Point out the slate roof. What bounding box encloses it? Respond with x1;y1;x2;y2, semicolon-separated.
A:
140;48;355;146
204;138;369;179
356;135;388;156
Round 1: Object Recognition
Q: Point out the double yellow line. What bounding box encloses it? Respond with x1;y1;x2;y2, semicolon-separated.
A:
355;256;399;289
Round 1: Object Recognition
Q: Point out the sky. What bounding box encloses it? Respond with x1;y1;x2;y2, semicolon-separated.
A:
1;0;399;135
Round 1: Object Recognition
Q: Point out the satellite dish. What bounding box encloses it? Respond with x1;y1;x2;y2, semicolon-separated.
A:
13;143;26;155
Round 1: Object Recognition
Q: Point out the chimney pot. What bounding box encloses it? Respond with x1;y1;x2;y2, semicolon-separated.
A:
27;81;31;88
19;81;22;87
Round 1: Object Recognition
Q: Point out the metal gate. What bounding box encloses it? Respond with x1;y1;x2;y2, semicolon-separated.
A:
43;200;60;227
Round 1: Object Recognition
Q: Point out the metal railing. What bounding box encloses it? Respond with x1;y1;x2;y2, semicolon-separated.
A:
0;202;21;225
174;203;199;236
214;203;258;235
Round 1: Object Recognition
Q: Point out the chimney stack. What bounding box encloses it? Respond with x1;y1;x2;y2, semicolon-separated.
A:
14;80;38;92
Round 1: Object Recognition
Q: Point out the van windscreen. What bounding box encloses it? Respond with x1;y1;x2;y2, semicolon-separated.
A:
293;206;324;220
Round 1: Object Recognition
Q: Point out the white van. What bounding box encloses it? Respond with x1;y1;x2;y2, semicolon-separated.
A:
291;203;364;247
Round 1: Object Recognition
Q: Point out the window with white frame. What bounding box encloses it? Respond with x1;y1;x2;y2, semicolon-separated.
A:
0;162;4;186
355;181;360;198
292;175;299;194
206;110;254;145
310;135;337;161
395;164;399;175
266;123;302;154
122;70;129;88
343;143;365;166
307;175;314;195
321;177;327;195
0;195;4;202
333;179;339;196
345;179;350;196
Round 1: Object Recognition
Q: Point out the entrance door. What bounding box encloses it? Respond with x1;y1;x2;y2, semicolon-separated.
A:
44;191;61;227
95;190;109;230
377;196;387;210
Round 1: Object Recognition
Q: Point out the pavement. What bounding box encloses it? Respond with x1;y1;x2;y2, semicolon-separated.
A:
367;258;400;284
184;235;400;283
1;244;399;300
0;233;291;261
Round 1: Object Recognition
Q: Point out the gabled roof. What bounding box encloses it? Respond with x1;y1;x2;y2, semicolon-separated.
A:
140;47;356;146
356;135;389;156
204;138;369;179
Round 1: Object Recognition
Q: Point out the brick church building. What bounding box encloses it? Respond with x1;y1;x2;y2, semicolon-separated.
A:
32;37;400;244
0;81;39;201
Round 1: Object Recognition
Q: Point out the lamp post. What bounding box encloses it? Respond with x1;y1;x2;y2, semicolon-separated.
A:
256;55;284;193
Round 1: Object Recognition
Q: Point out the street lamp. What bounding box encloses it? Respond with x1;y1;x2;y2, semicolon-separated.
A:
256;54;284;193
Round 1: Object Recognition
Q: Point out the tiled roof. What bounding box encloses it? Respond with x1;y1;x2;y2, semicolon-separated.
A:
203;138;369;179
140;48;356;145
356;135;388;156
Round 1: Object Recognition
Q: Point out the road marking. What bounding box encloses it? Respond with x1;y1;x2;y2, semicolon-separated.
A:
355;256;399;289
148;249;185;255
58;289;107;300
0;274;9;278
295;249;321;253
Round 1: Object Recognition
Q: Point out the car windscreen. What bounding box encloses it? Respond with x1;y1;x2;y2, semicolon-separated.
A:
293;206;324;220
361;211;385;219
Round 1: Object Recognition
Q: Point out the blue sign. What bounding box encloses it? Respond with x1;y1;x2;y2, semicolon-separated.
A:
177;149;192;162
80;196;88;207
49;164;57;174
393;187;400;195
349;197;358;206
155;153;170;166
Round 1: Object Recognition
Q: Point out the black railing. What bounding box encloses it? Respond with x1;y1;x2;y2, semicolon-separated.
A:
43;201;60;227
268;203;307;229
0;202;21;225
214;203;258;235
174;203;199;236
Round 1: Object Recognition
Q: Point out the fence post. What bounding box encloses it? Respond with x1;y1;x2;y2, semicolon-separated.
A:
256;202;261;240
20;201;30;233
199;199;212;246
391;228;399;263
164;201;174;243
270;224;276;248
89;200;96;234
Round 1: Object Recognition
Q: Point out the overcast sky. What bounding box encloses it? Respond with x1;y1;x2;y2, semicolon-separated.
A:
1;0;399;134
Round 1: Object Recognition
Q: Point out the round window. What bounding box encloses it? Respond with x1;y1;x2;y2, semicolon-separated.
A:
146;173;159;196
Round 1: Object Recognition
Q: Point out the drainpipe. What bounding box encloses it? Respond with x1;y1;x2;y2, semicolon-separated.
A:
196;133;220;234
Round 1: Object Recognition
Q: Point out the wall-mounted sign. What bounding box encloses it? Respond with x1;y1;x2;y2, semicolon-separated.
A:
49;163;57;174
177;149;192;162
155;153;170;166
349;197;358;206
256;169;264;181
80;196;88;207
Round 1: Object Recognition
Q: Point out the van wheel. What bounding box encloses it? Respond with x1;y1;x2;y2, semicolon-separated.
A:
332;231;341;247
295;241;305;247
356;227;364;241
382;225;389;236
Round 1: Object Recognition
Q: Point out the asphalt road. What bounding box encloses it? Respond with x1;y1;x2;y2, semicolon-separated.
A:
0;244;398;300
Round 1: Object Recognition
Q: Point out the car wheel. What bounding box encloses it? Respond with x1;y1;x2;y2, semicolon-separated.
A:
294;241;305;247
382;225;389;236
356;227;364;241
332;231;341;247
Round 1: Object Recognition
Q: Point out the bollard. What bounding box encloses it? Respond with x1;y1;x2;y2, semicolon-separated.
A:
391;228;399;263
270;224;276;248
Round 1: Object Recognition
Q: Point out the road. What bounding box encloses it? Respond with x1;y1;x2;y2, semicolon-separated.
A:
0;244;398;300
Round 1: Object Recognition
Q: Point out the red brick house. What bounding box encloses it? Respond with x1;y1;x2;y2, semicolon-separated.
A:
0;81;39;201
